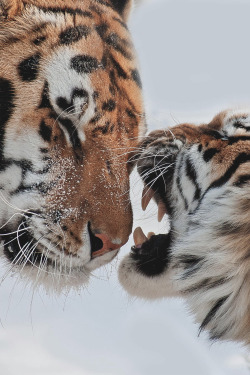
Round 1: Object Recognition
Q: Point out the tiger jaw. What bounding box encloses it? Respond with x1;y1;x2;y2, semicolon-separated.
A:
1;214;121;287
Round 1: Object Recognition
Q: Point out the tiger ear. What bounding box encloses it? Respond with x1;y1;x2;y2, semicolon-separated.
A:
0;0;23;20
110;0;133;21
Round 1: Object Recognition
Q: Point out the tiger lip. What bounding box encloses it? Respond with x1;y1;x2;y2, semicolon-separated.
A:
141;185;167;222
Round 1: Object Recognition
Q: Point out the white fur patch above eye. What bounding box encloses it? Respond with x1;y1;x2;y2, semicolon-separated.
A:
44;47;96;143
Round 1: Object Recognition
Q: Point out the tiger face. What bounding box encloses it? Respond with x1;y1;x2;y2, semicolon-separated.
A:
0;0;145;289
119;109;250;345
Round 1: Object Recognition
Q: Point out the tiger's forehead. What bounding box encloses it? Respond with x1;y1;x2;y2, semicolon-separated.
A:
0;0;145;144
0;0;134;51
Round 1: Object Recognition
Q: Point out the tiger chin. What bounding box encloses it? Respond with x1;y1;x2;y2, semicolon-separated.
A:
0;0;145;291
119;108;250;345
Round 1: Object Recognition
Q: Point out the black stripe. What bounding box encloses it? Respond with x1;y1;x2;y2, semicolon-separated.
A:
202;129;225;139
18;54;41;82
233;121;250;130
185;156;201;200
234;174;250;186
199;296;228;334
92;0;113;9
96;23;109;38
203;148;219;162
113;17;128;30
178;255;203;279
106;33;132;59
38;7;93;17
131;69;142;88
39;120;52;142
33;35;46;45
39;81;52;109
176;154;188;210
0;78;15;169
110;55;128;79
71;55;100;74
228;136;250;145
184;277;228;294
59;118;82;151
102;99;116;111
59;26;91;45
208;152;250;191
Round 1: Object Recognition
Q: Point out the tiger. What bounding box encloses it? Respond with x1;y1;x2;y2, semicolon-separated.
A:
119;108;250;345
0;0;145;291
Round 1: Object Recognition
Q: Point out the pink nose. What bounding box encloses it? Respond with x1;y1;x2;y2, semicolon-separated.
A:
91;233;121;258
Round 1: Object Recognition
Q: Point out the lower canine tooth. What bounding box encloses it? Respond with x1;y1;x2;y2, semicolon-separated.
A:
147;232;155;239
133;227;147;246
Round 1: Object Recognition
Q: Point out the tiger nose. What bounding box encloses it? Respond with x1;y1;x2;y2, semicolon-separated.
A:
91;233;122;258
88;224;124;258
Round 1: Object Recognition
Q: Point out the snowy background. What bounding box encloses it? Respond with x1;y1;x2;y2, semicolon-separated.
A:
1;0;250;374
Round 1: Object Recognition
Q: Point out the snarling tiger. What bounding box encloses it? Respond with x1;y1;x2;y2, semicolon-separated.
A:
0;0;145;290
119;109;250;345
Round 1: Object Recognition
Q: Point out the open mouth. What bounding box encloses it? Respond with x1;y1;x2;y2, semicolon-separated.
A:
133;184;169;248
127;184;172;277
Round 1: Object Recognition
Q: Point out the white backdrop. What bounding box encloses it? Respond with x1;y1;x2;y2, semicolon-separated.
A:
0;1;250;374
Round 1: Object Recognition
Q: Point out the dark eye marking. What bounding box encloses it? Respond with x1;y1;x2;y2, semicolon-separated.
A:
56;88;89;114
233;120;250;130
126;108;136;119
59;26;91;45
71;55;100;74
18;54;41;82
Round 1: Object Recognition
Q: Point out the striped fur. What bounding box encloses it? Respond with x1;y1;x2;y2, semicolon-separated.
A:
0;0;145;291
119;109;250;345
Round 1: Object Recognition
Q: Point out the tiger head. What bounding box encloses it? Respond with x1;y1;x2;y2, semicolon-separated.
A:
119;109;250;344
0;0;145;289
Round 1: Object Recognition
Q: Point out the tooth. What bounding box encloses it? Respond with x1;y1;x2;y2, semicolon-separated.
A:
147;232;155;239
141;186;155;211
133;227;147;246
158;201;167;222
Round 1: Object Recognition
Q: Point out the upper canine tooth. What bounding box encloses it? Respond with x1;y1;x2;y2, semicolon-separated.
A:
158;201;167;222
141;185;155;211
133;227;148;246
